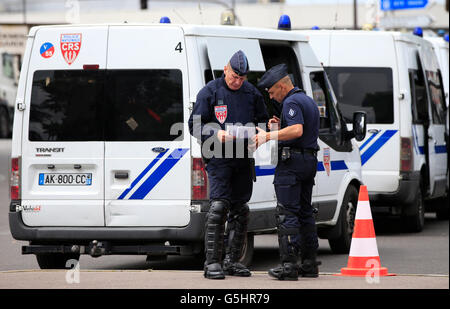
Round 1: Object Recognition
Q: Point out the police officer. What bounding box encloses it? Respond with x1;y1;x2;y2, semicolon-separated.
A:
188;50;268;279
253;64;321;280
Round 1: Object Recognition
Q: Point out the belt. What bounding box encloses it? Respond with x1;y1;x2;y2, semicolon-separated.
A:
280;147;318;156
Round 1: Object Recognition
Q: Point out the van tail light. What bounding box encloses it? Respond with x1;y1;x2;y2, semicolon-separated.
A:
192;158;208;200
10;157;20;200
400;137;413;172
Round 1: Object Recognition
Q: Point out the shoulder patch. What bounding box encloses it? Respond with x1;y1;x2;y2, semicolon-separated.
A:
288;108;296;118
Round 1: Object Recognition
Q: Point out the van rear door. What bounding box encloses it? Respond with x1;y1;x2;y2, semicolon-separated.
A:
419;44;448;197
21;26;108;226
104;26;191;227
325;34;400;193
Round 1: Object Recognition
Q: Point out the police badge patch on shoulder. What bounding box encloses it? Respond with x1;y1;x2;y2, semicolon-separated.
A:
215;105;227;124
288;108;296;118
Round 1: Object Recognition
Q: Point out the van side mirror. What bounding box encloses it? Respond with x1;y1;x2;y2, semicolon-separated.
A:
352;111;367;142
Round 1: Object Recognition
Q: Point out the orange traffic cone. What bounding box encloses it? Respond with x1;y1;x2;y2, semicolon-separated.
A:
338;185;394;277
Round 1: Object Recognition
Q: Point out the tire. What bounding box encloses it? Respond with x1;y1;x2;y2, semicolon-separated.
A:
402;188;425;232
36;253;80;270
0;107;9;139
238;233;254;267
328;185;358;254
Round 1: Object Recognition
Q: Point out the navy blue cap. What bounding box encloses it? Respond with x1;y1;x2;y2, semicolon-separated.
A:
257;63;288;90
229;50;249;76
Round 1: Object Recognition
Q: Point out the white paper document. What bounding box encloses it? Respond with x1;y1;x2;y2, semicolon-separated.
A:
226;125;256;139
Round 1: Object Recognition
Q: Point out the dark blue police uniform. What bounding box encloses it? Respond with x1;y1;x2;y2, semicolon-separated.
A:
258;63;320;280
188;50;268;279
275;87;319;260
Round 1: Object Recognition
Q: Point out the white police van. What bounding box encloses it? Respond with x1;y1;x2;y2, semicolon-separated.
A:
301;30;449;230
9;24;366;269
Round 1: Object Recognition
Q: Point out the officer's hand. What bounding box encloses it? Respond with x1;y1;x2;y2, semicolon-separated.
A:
268;116;280;131
217;130;235;143
253;127;269;148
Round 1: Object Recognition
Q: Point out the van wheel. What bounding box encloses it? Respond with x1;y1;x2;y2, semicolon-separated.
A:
0;107;9;139
238;233;254;267
328;185;358;254
402;188;425;232
36;253;80;270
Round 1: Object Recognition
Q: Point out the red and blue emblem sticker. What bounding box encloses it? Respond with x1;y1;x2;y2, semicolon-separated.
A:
60;33;82;65
323;147;331;176
40;42;55;59
214;105;227;124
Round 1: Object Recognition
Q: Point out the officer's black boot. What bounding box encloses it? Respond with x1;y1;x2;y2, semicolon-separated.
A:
204;200;229;279
268;204;300;280
299;225;321;278
299;249;321;278
268;233;299;281
223;204;251;277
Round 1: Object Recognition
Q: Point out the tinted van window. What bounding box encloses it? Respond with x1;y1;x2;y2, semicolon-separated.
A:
29;69;184;142
325;67;394;124
426;70;446;125
29;70;104;141
106;70;183;141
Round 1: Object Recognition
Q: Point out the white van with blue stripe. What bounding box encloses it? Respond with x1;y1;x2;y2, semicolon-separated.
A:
302;30;449;231
10;24;366;269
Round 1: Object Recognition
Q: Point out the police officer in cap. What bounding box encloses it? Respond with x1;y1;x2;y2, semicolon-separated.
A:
253;64;321;280
188;50;268;279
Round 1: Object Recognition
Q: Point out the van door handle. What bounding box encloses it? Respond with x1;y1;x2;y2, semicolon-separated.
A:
368;129;379;134
114;172;129;179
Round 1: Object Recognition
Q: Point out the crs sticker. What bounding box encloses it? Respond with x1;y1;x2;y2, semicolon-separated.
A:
40;42;55;58
60;33;82;65
323;147;331;176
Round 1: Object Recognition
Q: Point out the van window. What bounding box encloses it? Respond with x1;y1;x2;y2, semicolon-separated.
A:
426;70;447;125
310;71;338;130
29;70;105;141
409;69;429;124
29;69;184;142
106;69;184;141
325;67;394;124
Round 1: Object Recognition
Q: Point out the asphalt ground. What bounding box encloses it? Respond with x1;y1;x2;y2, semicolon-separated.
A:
0;269;448;290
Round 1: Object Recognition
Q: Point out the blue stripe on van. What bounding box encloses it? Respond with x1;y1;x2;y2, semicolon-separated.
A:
359;130;379;151
317;160;348;171
129;148;188;200
255;165;276;176
361;130;398;166
118;149;168;200
435;145;447;154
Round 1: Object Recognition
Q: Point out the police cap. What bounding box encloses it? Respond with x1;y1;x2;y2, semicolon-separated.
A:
229;50;249;76
257;63;288;90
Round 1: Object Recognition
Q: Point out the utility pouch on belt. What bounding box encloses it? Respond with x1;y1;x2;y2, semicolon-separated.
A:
281;147;291;162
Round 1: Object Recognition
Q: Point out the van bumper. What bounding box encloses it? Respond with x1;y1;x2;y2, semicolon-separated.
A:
369;171;420;214
9;210;206;242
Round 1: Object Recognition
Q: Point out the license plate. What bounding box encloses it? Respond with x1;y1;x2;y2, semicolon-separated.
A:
38;173;92;186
